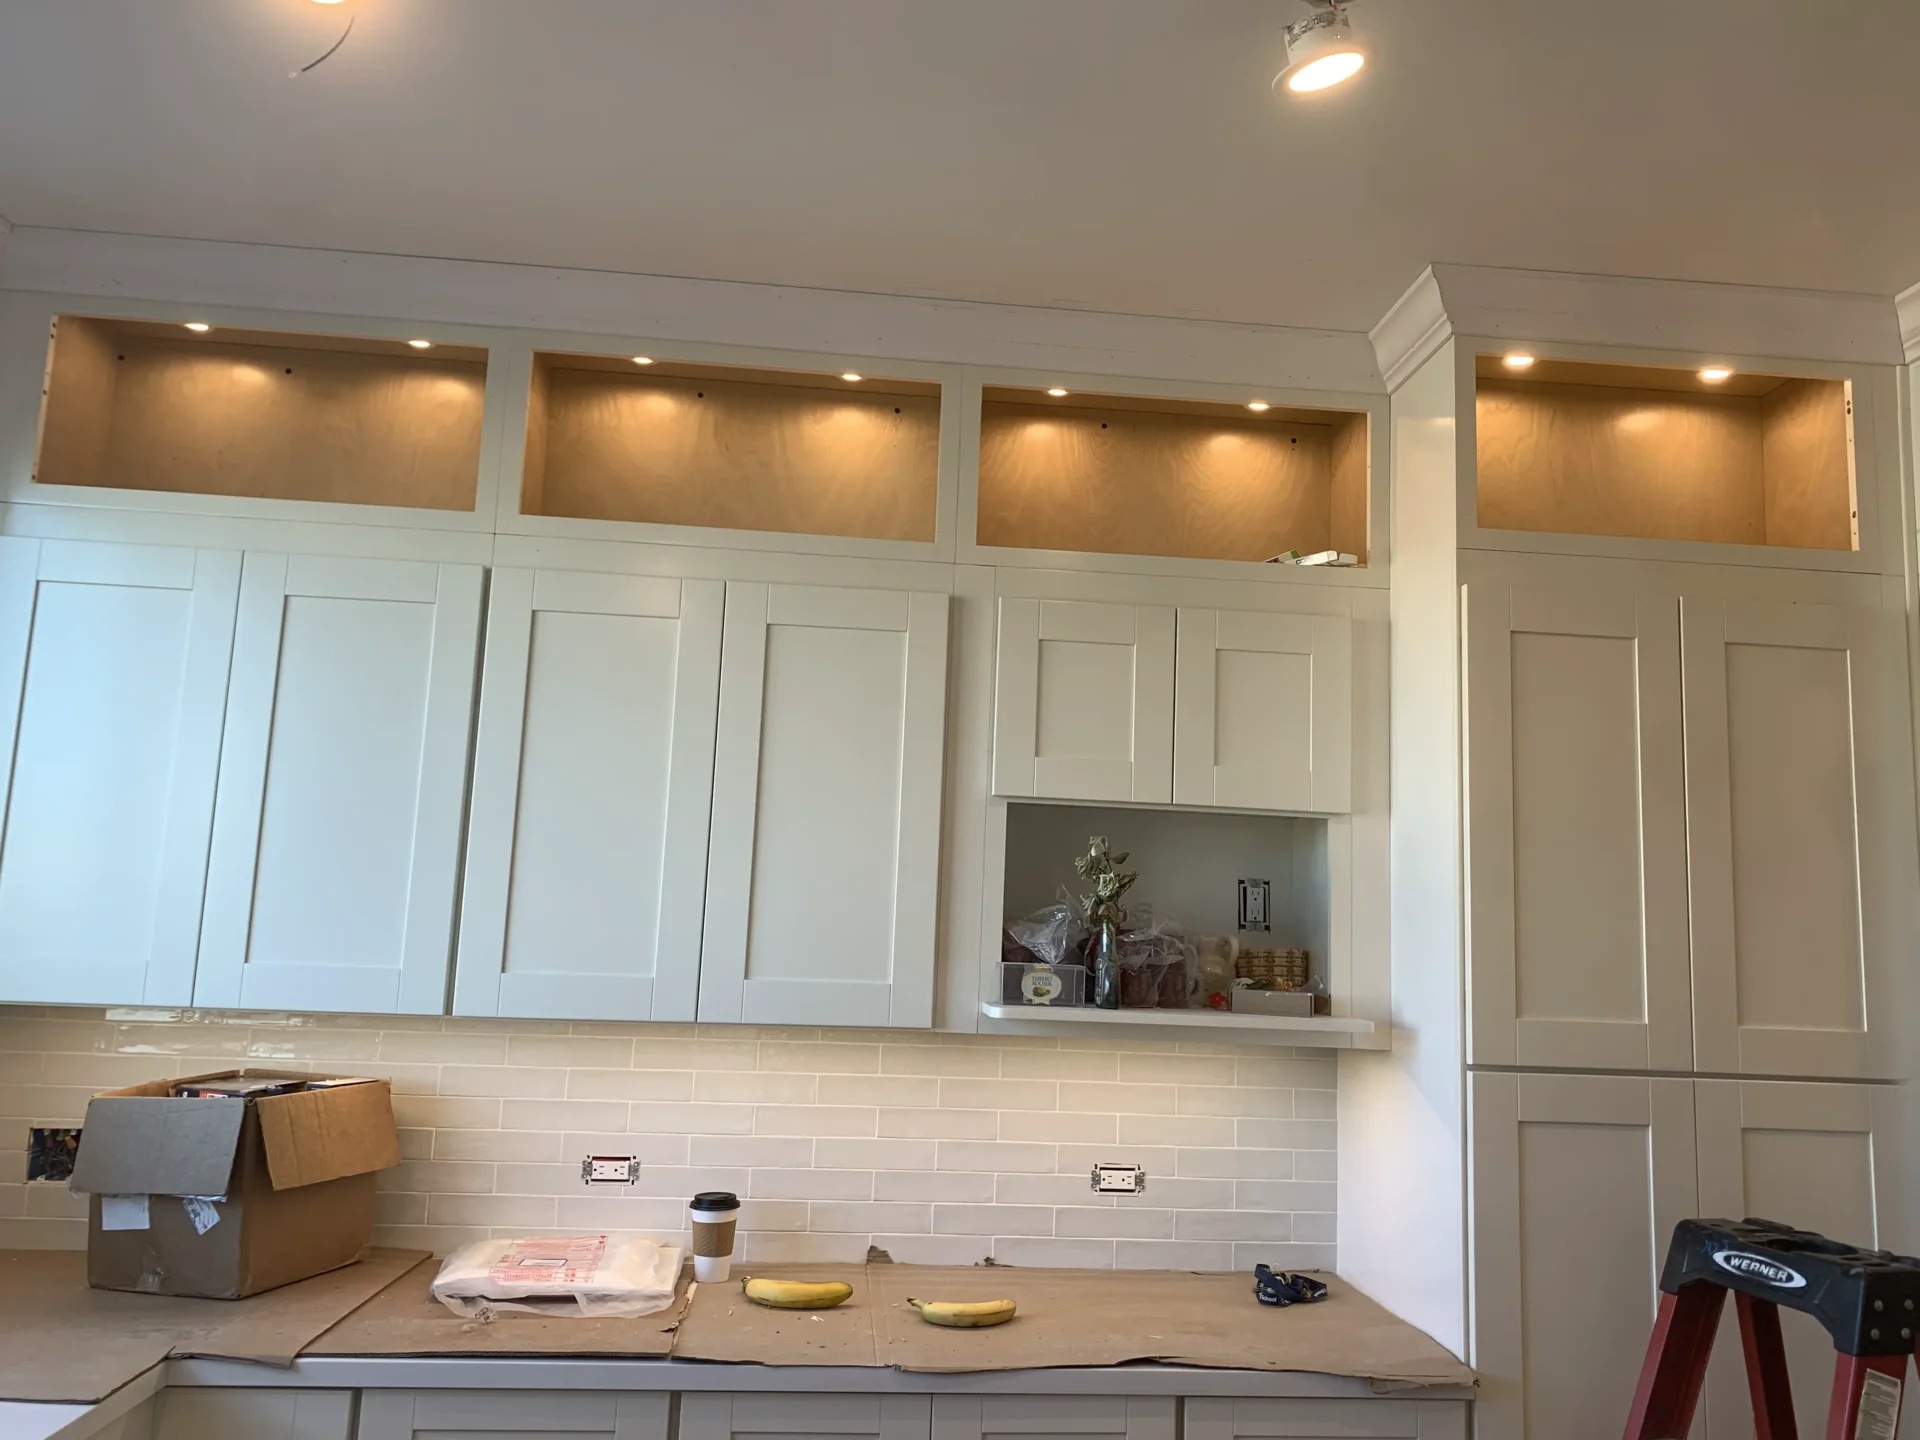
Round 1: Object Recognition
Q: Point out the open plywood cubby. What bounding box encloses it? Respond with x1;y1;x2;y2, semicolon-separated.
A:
977;386;1368;565
34;317;488;510
1475;356;1856;551
522;353;941;543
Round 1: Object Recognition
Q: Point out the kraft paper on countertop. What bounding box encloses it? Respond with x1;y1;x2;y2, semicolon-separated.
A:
0;1247;429;1403
672;1264;876;1365
307;1255;692;1357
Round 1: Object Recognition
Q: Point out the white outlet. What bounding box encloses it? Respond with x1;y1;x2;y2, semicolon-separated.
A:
1091;1163;1146;1195
581;1155;638;1185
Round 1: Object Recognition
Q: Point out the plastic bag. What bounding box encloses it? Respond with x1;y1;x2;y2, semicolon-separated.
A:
1005;889;1087;969
1116;907;1196;1009
430;1233;682;1319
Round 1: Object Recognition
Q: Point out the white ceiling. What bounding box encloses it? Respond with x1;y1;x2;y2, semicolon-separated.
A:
1;0;1918;334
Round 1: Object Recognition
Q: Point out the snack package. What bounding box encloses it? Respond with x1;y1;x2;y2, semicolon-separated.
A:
430;1233;682;1318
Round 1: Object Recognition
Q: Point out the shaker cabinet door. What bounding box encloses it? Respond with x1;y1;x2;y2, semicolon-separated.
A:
700;582;948;1028
194;554;483;1014
0;538;239;1006
1469;1071;1698;1440
453;569;723;1022
1462;581;1692;1071
991;597;1173;804
1173;606;1351;812
1682;597;1908;1079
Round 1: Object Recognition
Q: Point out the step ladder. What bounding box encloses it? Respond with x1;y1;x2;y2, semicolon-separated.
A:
1624;1218;1920;1440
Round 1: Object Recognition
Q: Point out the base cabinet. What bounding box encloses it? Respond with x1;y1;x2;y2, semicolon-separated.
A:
933;1397;1173;1440
152;1388;355;1440
681;1394;930;1440
358;1390;669;1440
1185;1397;1465;1439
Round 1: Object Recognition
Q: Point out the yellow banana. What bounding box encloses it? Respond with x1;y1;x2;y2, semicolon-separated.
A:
906;1297;1017;1328
741;1276;855;1310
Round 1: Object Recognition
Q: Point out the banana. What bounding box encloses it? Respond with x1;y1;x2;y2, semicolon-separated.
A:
741;1276;855;1310
906;1297;1018;1328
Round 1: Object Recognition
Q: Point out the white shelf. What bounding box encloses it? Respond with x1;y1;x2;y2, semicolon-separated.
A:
979;1001;1374;1046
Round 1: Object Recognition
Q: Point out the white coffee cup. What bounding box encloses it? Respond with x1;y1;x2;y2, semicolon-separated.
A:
689;1191;741;1283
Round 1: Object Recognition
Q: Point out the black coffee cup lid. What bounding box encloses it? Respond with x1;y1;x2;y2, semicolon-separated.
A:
691;1191;740;1210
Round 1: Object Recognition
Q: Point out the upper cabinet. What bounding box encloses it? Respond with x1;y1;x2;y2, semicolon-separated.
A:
454;569;723;1023
28;315;490;519
700;582;950;1028
194;555;483;1014
992;598;1352;814
0;538;238;1006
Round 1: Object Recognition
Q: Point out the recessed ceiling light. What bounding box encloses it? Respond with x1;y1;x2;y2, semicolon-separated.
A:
1246;401;1272;412
1699;367;1734;383
1502;354;1536;370
632;356;654;365
407;339;433;349
183;322;211;333
1275;2;1369;94
842;372;864;383
1047;387;1070;398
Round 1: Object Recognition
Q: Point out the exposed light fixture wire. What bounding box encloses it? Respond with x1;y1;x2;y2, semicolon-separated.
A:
289;14;355;78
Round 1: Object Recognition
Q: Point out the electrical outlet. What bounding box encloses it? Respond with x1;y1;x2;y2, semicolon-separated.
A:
1238;878;1272;932
1091;1163;1146;1196
581;1155;638;1186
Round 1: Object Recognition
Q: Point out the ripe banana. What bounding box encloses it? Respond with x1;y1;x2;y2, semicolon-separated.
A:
741;1276;855;1310
906;1297;1018;1328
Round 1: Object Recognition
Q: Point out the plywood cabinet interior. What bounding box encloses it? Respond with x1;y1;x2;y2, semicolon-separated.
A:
700;581;948;1027
523;353;940;542
1174;607;1351;812
1463;581;1691;1071
0;538;238;1006
454;569;723;1022
1474;356;1855;551
1469;1072;1699;1440
977;388;1368;564
34;317;487;511
194;554;483;1014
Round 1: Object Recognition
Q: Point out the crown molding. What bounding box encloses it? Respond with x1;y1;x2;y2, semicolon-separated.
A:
1368;267;1450;392
1897;278;1920;365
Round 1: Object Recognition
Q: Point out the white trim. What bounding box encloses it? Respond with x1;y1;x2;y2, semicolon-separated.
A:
1898;277;1920;364
0;216;11;267
1369;269;1451;393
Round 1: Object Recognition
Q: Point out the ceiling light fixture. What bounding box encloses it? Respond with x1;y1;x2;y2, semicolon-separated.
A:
1699;367;1734;384
1247;401;1272;412
1502;354;1536;370
184;322;211;333
631;356;654;365
407;339;433;349
1275;1;1369;95
1047;387;1070;398
842;372;864;383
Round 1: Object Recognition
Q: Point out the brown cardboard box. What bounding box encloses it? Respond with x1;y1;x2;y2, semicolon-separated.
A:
68;1069;402;1300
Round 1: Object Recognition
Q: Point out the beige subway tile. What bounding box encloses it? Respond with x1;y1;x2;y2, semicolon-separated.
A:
936;1078;1057;1112
382;1160;495;1194
869;1233;992;1266
500;1099;626;1133
996;1173;1104;1207
0;1156;23;1188
1175;1086;1291;1119
1116;1053;1237;1086
628;1102;755;1136
1115;1239;1234;1270
933;1203;1051;1237
0;1054;39;1084
1119;1114;1235;1149
694;1072;818;1105
628;1165;749;1199
689;1135;813;1169
566;1069;694;1102
808;1201;930;1234
1177;1147;1293;1180
819;1073;938;1108
440;1066;566;1099
494;1162;600;1196
378;1032;508;1065
1057;1143;1175;1176
40;1053;175;1087
1236;1118;1336;1151
1235;1179;1337;1212
748;1169;873;1202
1175;1210;1292;1243
997;1049;1117;1082
1131;1175;1233;1209
1056;1206;1175;1240
562;1132;689;1167
554;1196;689;1230
1232;1241;1336;1272
396;1128;433;1160
991;1237;1113;1269
332;1062;441;1093
998;1111;1115;1144
738;1199;809;1232
630;1038;759;1071
879;1108;994;1141
754;1105;876;1138
0;1216;87;1249
245;1029;382;1063
879;1046;999;1078
0;1085;105;1123
1292;1212;1337;1243
432;1130;563;1163
427;1194;556;1227
374;1224;486;1253
874;1170;992;1204
391;1095;501;1131
1295;1150;1336;1183
742;1231;870;1264
757;1042;880;1074
935;1140;1055;1174
0;1017;111;1052
1058;1082;1176;1116
1234;1057;1338;1089
374;1191;427;1226
1293;1089;1336;1120
109;1024;247;1059
571;1021;694;1039
814;1138;937;1172
25;1183;86;1218
507;1034;634;1069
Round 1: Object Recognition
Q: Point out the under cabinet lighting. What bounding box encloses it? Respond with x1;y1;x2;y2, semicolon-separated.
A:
1699;367;1734;383
407;339;433;349
842;372;864;382
631;356;654;365
1501;354;1535;370
1247;401;1272;412
1047;387;1070;397
183;322;212;333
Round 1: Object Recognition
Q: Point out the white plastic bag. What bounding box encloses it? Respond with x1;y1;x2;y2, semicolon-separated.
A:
430;1233;683;1318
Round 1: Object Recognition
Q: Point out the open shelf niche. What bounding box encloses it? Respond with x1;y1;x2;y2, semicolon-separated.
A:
34;317;488;510
976;386;1369;565
522;352;941;542
1474;355;1856;550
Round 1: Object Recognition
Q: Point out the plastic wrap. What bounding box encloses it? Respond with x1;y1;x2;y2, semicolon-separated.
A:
430;1233;682;1318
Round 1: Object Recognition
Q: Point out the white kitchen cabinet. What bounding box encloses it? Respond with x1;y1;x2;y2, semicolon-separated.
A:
1173;607;1351;812
0;537;238;1006
681;1394;929;1440
1184;1396;1467;1439
1694;1079;1910;1440
992;597;1173;804
152;1387;353;1440
358;1391;668;1440
194;554;483;1014
700;581;948;1027
1682;597;1905;1079
453;568;722;1022
1462;581;1692;1071
1469;1071;1699;1440
932;1397;1172;1440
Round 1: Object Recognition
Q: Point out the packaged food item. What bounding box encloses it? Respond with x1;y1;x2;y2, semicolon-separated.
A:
429;1233;682;1318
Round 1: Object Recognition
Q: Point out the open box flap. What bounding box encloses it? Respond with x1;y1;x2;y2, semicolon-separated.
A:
69;1096;243;1197
256;1079;401;1190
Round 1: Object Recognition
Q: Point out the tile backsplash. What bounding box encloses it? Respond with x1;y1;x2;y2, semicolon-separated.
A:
0;1007;1336;1271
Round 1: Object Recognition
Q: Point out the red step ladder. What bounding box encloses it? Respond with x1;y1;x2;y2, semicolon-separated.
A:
1624;1219;1919;1440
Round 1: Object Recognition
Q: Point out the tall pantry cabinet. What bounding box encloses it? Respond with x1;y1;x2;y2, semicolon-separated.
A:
1350;269;1920;1440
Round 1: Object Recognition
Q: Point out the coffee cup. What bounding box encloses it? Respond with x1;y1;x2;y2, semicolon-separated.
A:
689;1191;741;1282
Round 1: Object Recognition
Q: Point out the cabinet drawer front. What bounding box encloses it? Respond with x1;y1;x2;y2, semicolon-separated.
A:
1185;1397;1424;1439
682;1393;929;1440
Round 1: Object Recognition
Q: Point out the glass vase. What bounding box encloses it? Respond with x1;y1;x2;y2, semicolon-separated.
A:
1091;922;1121;1010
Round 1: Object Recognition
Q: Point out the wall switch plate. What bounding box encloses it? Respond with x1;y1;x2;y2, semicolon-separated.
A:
1091;1163;1146;1195
1238;878;1272;932
581;1155;638;1185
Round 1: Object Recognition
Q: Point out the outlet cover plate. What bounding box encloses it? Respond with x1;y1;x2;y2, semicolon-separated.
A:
1091;1162;1146;1195
582;1155;638;1185
1238;878;1272;932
